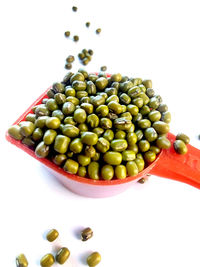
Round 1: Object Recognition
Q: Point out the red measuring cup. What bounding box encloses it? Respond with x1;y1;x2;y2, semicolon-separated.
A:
5;88;200;198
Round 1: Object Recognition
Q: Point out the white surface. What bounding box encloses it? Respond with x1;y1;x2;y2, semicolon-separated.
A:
0;0;200;266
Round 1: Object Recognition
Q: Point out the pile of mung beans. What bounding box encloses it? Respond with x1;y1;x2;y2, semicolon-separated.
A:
8;69;174;180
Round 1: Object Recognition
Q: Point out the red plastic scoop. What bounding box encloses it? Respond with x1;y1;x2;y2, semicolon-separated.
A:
5;88;200;197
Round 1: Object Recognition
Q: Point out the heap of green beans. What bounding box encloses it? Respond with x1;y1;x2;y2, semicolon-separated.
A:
8;70;172;180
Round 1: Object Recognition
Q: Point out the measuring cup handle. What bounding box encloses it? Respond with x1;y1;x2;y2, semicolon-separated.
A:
150;132;200;189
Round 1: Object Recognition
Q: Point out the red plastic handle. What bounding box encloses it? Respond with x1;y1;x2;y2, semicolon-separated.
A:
150;133;200;189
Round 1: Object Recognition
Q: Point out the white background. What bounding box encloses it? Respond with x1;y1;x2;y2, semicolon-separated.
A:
0;0;200;266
